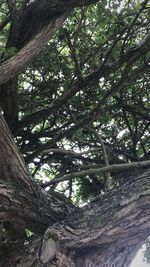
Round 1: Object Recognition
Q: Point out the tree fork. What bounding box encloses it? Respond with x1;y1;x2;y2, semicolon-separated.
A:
0;108;150;266
0;110;75;233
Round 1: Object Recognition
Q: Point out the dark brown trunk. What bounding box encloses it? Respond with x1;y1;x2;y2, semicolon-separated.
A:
0;78;18;127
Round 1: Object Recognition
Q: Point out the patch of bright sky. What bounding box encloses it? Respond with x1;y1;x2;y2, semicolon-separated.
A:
131;246;150;267
117;129;127;139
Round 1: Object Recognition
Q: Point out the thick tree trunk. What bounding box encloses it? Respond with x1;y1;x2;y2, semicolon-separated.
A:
0;237;142;267
0;110;75;233
0;111;150;266
0;1;150;266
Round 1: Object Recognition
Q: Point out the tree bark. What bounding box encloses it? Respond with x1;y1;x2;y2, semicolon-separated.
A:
0;0;101;123
0;110;150;266
0;1;150;266
0;1;68;125
0;110;75;233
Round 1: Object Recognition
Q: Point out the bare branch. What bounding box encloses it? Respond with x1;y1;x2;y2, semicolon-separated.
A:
41;159;150;187
42;148;101;157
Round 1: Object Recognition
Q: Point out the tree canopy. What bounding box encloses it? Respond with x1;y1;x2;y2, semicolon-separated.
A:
0;0;150;266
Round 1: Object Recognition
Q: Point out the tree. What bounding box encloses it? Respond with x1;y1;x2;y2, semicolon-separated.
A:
0;0;150;266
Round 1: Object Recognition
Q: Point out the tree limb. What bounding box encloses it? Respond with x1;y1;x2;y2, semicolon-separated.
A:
18;31;150;128
2;169;150;267
0;110;75;233
0;13;68;86
41;159;150;187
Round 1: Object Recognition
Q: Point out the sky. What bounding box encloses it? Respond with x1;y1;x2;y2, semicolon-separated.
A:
130;249;150;267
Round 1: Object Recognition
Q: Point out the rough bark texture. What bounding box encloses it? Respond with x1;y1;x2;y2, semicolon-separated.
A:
0;0;102;84
0;1;150;266
0;13;69;87
0;110;150;266
0;111;75;233
0;0;70;127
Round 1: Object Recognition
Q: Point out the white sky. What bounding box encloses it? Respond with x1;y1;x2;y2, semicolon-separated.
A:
131;249;150;267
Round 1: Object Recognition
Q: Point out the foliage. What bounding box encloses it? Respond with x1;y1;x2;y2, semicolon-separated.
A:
16;1;150;200
0;0;150;235
0;0;149;198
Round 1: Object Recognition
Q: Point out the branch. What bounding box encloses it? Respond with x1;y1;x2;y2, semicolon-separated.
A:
0;110;75;233
65;29;81;79
29;0;100;11
18;31;150;128
41;159;150;187
0;13;68;85
85;126;112;190
42;148;101;157
121;0;149;54
125;106;150;121
2;169;150;266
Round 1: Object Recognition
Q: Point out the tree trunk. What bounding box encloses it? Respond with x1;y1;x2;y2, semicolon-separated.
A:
0;1;150;266
0;111;150;266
